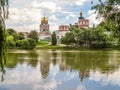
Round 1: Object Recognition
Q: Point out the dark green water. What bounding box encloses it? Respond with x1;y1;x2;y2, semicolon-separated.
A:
0;49;120;90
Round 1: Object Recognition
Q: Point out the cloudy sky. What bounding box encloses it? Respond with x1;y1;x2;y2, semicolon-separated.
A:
6;0;101;32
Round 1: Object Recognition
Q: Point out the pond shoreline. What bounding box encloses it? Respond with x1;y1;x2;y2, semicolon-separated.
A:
35;45;120;51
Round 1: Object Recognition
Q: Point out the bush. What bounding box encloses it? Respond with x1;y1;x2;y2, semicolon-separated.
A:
7;40;16;49
16;39;36;49
7;35;16;49
27;38;36;49
16;40;26;48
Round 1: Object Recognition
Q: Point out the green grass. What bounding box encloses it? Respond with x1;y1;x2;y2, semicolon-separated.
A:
35;45;92;50
37;40;50;46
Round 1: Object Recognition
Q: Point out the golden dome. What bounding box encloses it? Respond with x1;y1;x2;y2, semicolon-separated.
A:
41;16;48;24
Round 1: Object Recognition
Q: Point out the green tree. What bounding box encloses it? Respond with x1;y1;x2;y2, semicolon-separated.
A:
51;32;57;45
92;0;120;37
61;32;75;46
24;39;36;50
90;26;110;48
7;28;18;41
28;30;39;43
16;40;26;48
7;35;16;49
18;32;25;40
0;0;9;72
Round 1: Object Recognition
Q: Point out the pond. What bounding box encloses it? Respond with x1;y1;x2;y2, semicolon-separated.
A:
0;49;120;90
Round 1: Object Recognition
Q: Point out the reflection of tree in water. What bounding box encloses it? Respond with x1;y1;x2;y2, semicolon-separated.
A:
51;50;58;66
27;51;39;67
40;60;50;79
60;51;120;82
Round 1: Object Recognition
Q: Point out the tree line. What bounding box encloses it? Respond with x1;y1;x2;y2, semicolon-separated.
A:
60;25;116;48
6;29;38;49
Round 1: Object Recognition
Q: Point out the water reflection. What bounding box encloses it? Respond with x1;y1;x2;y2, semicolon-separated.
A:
0;46;6;82
0;49;120;90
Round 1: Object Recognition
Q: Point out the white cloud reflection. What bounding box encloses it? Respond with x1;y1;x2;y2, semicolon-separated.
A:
89;69;120;86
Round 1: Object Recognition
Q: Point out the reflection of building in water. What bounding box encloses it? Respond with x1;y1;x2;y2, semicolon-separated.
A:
40;60;50;79
60;63;71;72
79;71;89;82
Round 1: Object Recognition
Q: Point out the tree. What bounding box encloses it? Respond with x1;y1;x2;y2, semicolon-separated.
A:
7;35;16;49
61;32;75;46
90;26;110;48
51;32;57;45
7;28;18;41
28;30;39;43
92;0;120;37
23;39;36;50
17;32;25;40
0;0;9;72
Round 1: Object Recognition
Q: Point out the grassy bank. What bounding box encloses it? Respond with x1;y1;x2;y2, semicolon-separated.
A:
35;40;120;51
36;45;120;51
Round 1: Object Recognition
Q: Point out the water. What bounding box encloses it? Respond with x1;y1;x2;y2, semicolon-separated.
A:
0;49;120;90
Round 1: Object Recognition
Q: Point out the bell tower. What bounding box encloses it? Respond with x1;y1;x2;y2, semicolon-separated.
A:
40;15;49;33
78;11;89;28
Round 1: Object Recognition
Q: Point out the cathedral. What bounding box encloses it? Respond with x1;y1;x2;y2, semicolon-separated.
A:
39;16;51;40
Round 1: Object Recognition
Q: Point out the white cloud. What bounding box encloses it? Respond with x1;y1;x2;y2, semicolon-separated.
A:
87;10;102;27
30;1;62;13
66;14;77;20
76;0;87;6
49;15;58;21
7;0;90;32
88;10;95;15
89;69;120;86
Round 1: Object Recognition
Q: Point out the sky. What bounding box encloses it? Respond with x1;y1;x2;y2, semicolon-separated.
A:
6;0;101;32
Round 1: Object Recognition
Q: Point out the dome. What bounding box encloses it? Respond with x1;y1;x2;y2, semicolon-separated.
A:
79;11;84;19
41;16;48;24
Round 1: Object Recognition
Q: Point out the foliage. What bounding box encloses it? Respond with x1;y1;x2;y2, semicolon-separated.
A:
90;27;110;48
18;32;25;40
92;0;120;26
7;35;16;49
16;40;25;48
27;38;36;49
62;25;114;48
92;0;120;38
16;39;36;50
28;30;39;43
0;0;9;74
51;32;57;45
61;32;75;46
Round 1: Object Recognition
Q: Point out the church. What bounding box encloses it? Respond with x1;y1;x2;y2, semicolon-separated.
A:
39;16;51;40
77;11;89;28
58;11;89;39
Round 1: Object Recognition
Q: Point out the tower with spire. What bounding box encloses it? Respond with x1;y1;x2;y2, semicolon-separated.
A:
78;11;89;28
39;15;51;40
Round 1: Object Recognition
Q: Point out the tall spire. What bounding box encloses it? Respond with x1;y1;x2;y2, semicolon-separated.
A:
80;11;83;17
79;9;84;19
